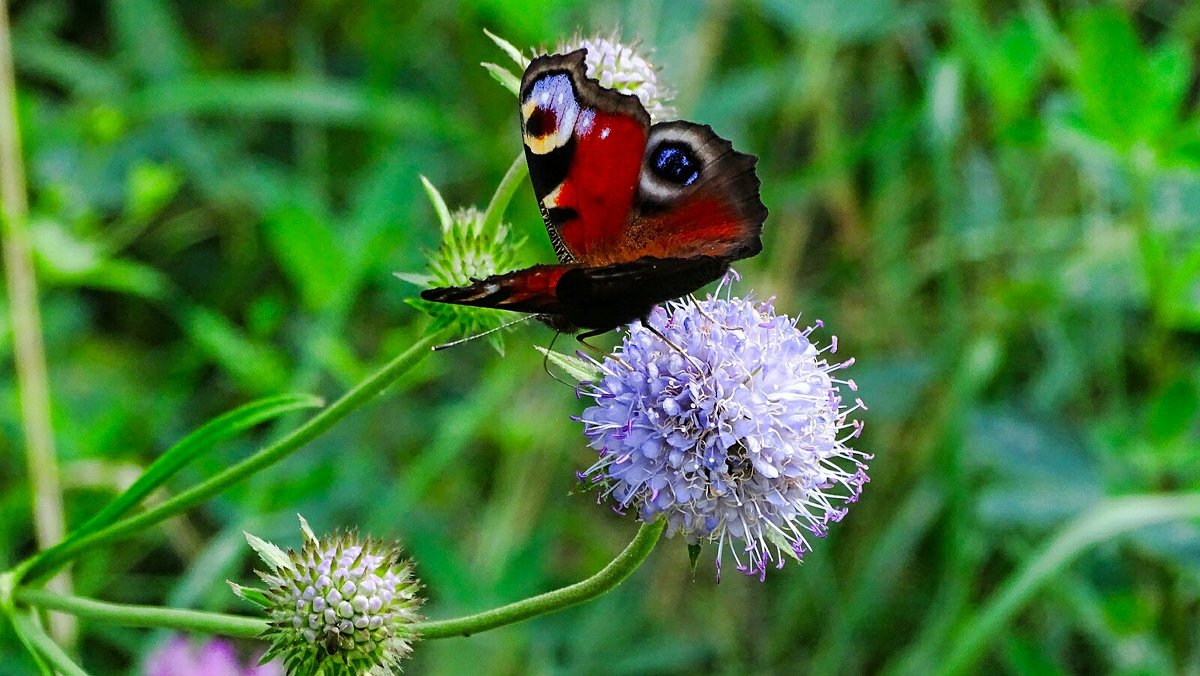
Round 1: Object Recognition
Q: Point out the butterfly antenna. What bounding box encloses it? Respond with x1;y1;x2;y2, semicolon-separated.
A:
432;315;537;351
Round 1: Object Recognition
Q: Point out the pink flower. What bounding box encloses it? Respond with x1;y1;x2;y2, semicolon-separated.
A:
144;636;282;676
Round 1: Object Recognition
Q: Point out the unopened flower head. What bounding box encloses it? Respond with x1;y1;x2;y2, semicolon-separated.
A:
405;177;525;351
576;283;870;579
560;34;674;121
233;517;422;675
425;206;519;288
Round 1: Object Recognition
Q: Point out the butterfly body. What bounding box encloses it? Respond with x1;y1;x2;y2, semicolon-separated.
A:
422;49;767;335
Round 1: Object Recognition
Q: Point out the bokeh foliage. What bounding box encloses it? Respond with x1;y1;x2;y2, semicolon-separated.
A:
3;0;1200;673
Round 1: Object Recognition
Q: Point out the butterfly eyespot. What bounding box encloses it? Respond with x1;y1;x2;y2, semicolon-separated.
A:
522;73;580;155
650;142;700;186
526;108;557;138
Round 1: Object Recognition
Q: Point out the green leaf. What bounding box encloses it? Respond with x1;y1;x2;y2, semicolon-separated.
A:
1070;7;1148;148
227;581;273;610
31;219;102;275
67;394;323;542
108;0;189;81
393;272;433;287
939;494;1200;675
0;571;14;618
766;528;803;563
687;544;702;577
1153;238;1200;330
420;175;453;232
74;258;173;300
297;514;318;545
1146;377;1198;445
534;346;604;382
482;62;520;96
244;531;293;572
129;75;444;134
1145;39;1192;144
9;32;125;97
484;28;529;68
176;305;291;393
31;220;173;299
988;18;1043;120
126;161;182;223
263;203;351;312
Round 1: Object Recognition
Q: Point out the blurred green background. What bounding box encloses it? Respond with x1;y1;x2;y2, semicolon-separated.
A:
3;0;1200;673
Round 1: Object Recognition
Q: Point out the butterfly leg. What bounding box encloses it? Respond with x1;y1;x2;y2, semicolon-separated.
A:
575;328;609;347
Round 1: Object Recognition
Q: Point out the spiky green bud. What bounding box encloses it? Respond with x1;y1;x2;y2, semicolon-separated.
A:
232;517;422;675
399;177;525;353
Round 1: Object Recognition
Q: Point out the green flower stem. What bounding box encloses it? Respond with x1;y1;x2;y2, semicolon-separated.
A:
13;520;665;642
936;494;1200;676
17;328;452;585
14;587;266;638
480;151;528;236
0;0;74;644
417;518;666;639
11;611;87;676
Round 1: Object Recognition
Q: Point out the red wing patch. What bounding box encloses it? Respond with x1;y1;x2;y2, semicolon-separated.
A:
520;51;651;265
549;108;647;261
623;195;750;261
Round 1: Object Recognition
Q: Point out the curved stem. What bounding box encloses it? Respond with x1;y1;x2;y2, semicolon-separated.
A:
17;328;451;585
15;588;265;638
11;611;87;676
480;151;527;235
935;494;1200;676
14;519;665;643
417;519;666;639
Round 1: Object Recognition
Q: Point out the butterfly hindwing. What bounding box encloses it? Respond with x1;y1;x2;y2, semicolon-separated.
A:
626;121;766;262
552;256;731;329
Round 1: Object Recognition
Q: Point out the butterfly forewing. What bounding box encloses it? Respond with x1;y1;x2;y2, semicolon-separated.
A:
520;51;650;264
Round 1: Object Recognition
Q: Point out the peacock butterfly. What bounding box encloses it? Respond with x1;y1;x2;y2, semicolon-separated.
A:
421;49;767;339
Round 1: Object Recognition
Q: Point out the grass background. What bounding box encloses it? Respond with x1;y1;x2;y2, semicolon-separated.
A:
4;0;1200;673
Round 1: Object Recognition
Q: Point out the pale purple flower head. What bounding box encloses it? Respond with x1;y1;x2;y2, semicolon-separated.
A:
577;286;870;580
144;636;282;676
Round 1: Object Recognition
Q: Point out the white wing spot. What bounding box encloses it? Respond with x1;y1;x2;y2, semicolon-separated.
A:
542;183;564;208
600;127;611;139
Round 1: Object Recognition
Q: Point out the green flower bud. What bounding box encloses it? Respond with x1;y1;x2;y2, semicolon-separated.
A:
232;517;422;675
